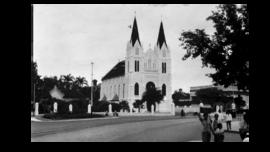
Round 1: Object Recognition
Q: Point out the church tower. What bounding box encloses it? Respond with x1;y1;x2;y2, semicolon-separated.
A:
155;21;172;106
125;16;144;106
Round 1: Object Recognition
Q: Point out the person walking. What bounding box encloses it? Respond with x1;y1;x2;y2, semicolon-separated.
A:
225;111;233;131
239;112;249;140
198;113;213;142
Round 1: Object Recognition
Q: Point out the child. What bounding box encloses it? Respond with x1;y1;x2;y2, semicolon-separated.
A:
213;123;225;142
225;111;232;131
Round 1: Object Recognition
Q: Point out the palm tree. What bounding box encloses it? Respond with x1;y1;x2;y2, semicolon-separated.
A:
74;76;88;88
62;74;75;90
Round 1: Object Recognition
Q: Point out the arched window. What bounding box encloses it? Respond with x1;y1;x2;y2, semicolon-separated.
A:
162;62;166;73
134;83;139;95
135;60;139;72
162;84;166;96
134;61;136;71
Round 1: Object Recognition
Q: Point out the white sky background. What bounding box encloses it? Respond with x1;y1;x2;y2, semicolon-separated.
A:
34;4;218;93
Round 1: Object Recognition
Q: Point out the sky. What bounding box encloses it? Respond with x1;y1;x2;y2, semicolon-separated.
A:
33;4;218;93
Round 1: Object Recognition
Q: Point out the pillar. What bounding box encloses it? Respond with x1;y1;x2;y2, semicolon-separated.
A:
88;104;91;114
34;102;39;116
69;104;73;113
129;103;133;115
53;102;58;113
171;102;175;115
109;104;112;114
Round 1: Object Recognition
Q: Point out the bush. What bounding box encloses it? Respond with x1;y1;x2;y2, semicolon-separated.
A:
111;103;121;112
92;101;109;112
120;100;130;111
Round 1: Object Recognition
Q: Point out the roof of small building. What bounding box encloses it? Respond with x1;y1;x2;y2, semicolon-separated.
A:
101;60;125;81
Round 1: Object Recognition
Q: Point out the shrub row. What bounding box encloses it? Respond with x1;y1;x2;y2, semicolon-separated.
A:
43;113;105;120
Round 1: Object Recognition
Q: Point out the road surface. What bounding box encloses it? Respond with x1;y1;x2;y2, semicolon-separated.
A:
31;116;241;142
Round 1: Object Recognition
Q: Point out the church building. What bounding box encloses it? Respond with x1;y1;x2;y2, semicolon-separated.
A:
100;16;173;112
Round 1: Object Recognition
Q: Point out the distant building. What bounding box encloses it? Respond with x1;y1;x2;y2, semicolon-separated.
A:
190;85;249;104
100;16;172;112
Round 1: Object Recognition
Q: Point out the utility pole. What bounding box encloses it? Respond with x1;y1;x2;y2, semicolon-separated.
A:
91;62;94;107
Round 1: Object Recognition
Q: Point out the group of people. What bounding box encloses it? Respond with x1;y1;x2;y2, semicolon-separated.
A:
198;109;249;142
198;111;225;142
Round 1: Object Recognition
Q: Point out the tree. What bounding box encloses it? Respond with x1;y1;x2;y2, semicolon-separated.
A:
179;4;249;91
74;76;88;88
234;95;246;109
172;89;190;105
60;74;75;91
133;100;144;112
195;88;231;107
141;88;164;112
120;100;130;112
31;61;41;102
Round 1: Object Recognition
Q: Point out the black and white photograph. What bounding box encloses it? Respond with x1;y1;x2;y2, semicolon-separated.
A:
31;4;249;142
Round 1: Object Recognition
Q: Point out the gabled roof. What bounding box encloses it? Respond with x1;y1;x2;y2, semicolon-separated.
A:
130;17;141;46
101;60;125;81
157;21;168;49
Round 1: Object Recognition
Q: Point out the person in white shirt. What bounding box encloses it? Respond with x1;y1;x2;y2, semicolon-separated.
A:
217;110;223;122
243;132;249;142
225;111;233;131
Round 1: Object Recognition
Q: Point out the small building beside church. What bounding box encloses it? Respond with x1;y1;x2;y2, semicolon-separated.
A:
100;16;173;112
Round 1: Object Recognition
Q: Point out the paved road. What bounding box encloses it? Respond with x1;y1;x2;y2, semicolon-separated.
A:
31;119;201;142
31;116;241;142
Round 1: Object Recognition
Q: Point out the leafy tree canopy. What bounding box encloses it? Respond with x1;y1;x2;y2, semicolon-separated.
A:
179;4;249;91
195;87;232;106
141;88;164;112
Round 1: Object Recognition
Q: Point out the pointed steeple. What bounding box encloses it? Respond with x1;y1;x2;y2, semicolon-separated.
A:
130;17;141;46
157;21;167;49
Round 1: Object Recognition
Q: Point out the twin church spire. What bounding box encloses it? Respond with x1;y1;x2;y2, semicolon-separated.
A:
130;17;141;46
130;16;167;49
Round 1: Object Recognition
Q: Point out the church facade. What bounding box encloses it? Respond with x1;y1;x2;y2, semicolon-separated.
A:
100;17;172;112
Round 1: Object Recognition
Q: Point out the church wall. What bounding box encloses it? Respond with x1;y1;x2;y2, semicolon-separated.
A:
100;76;126;101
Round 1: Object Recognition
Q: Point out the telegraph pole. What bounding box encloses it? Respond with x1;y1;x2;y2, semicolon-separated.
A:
91;62;94;108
